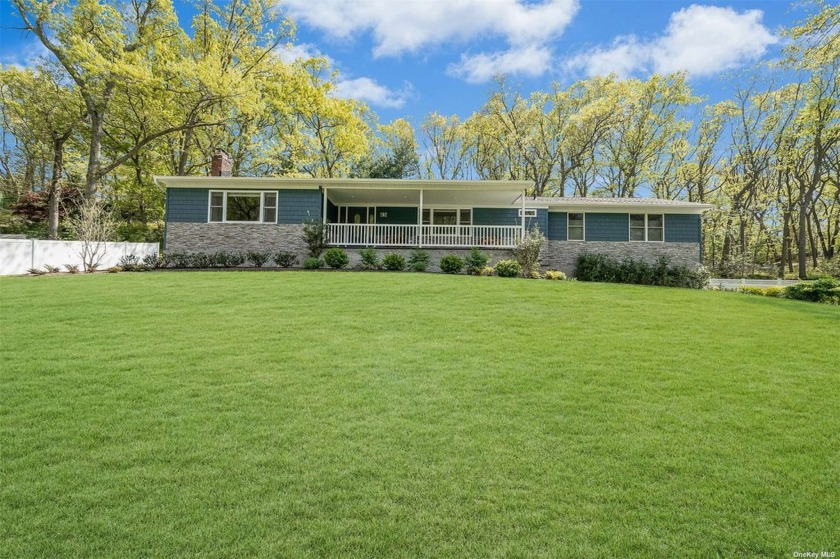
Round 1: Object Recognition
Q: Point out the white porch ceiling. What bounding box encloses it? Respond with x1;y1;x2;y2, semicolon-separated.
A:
326;188;523;207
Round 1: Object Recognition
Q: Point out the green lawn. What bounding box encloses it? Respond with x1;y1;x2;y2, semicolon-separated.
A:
1;272;838;558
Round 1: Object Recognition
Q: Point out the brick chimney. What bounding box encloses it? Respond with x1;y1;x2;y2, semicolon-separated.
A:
210;149;232;177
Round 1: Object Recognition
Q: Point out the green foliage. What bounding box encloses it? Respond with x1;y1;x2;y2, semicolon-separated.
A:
480;266;495;276
439;255;465;274
464;247;490;275
303;257;323;270
494;259;523;278
211;251;245;268
407;249;430;272
273;252;298;268
382;253;407;271
302;220;329;257
118;254;141;271
737;286;784;297
576;253;710;289
323;248;350;269
783;278;840;304
545;270;567;281
512;226;545;277
190;252;212;269
142;254;162;269
246;251;270;268
358;248;380;270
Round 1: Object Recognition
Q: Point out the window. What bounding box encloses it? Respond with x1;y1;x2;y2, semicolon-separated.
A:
209;191;276;223
568;213;584;241
630;214;664;242
422;209;471;225
518;208;537;218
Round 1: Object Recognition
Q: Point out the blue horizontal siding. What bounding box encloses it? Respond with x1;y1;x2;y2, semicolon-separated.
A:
166;188;208;223
585;213;629;242
277;189;322;224
473;208;547;233
665;214;701;243
547;212;567;241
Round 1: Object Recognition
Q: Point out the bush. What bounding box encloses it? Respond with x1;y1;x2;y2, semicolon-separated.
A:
494;259;523;278
143;253;162;269
513;226;545;276
359;248;380;270
246;251;270;268
212;251;245;268
302;219;329;257
382;253;406;271
44;264;62;274
480;266;495;276
303;257;323;269
118;254;140;271
462;247;490;275
64;264;80;274
164;251;191;268
274;252;298;268
576;253;709;289
527;270;543;279
108;266;122;273
190;252;212;269
439;255;465;274
544;270;566;281
27;267;46;276
738;286;784;297
783;277;840;304
407;249;430;272
323;248;350;269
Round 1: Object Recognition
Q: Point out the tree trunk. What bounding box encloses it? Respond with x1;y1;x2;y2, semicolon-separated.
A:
797;180;809;279
85;110;103;200
780;212;790;278
48;136;66;239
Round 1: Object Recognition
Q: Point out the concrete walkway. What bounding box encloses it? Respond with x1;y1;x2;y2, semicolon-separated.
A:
710;278;799;290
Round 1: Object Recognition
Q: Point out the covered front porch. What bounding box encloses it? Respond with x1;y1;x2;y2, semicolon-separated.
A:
322;180;530;249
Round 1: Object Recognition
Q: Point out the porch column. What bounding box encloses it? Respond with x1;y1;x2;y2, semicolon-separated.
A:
521;190;526;240
418;189;424;248
322;187;328;223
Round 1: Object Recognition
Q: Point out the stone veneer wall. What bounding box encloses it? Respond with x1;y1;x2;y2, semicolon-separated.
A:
541;240;701;276
166;223;309;259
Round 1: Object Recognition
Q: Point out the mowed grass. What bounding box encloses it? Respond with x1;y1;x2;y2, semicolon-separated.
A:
1;272;838;558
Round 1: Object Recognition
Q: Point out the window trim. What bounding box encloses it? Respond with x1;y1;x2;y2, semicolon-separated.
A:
518;208;538;218
422;207;472;226
567;212;585;241
208;190;277;224
629;213;665;243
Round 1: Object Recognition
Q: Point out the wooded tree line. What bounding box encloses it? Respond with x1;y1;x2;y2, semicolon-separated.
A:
1;0;837;278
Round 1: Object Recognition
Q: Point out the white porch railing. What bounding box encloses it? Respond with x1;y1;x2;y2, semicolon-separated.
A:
326;224;522;248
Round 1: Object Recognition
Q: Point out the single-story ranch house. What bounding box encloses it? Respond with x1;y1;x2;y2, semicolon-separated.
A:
154;152;713;275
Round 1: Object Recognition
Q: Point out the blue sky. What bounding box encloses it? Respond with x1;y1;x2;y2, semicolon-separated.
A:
0;0;802;126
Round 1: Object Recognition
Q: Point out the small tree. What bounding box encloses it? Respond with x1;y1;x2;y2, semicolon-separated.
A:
68;198;117;271
302;219;329;257
513;226;545;277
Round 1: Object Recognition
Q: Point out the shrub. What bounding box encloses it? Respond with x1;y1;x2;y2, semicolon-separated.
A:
495;259;523;278
108;266;122;273
783;277;840;304
463;247;490;275
190;252;212;269
302;219;329;257
164;251;191;268
439;255;465;274
738;286;784;297
86;263;100;273
512;226;545;277
64;264;80;274
382;253;406;271
323;248;350;269
212;251;245;268
274;251;298;268
575;253;709;289
246;251;270;268
544;270;566;281
303;257;322;269
359;248;380;270
480;266;495;276
44;264;62;274
407;249;430;272
118;254;140;271
527;270;543;279
142;253;162;269
27;267;46;276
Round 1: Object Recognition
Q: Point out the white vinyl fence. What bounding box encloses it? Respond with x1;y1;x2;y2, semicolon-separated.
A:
0;239;159;276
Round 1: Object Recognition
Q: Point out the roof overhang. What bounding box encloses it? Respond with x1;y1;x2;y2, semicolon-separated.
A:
544;201;714;215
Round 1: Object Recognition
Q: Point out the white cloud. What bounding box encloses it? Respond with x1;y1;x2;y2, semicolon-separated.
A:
274;42;333;65
332;77;413;109
566;5;778;78
0;39;51;68
281;0;579;57
447;45;554;84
